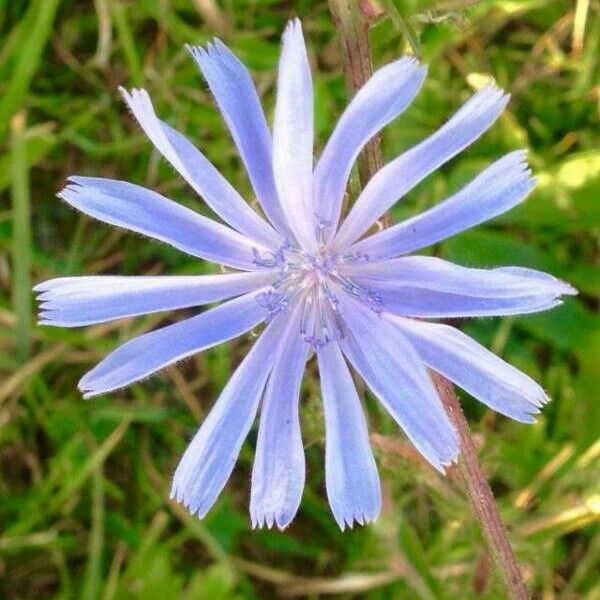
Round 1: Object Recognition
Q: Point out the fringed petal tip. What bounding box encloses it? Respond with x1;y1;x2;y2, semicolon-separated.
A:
433;449;460;475
507;149;535;182
78;364;142;399
78;367;103;398
473;79;510;108
334;510;380;532
283;17;303;38
439;80;508;133
453;79;510;134
37;311;57;326
186;38;229;71
38;293;96;327
33;283;59;325
170;486;212;520
118;86;154;118
495;265;578;300
426;429;460;475
528;390;550;410
186;38;251;91
549;279;578;297
33;279;60;293
56;182;80;203
560;282;578;296
251;508;296;531
57;178;100;205
77;378;103;400
509;391;550;424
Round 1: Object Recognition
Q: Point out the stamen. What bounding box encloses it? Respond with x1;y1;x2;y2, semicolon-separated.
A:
330;309;347;340
256;290;288;321
300;295;313;335
255;241;383;345
315;216;332;246
272;272;301;290
252;248;282;268
329;272;383;313
339;251;370;264
317;296;331;343
320;280;339;309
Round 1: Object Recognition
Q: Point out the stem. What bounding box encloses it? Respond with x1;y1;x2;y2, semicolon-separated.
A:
327;0;389;227
327;2;529;598
432;373;529;598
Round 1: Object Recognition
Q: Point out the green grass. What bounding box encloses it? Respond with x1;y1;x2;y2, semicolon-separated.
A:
1;0;599;598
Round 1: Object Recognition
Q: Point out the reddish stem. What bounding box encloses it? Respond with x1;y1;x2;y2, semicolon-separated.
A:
327;2;529;598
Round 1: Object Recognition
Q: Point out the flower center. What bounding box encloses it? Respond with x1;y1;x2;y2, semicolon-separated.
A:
254;239;382;348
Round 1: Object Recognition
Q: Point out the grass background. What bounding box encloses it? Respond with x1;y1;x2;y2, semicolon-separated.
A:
1;0;599;598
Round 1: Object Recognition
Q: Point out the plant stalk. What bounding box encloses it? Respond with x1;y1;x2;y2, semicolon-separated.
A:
327;1;529;598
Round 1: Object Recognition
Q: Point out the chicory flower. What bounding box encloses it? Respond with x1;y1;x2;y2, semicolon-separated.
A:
36;19;575;530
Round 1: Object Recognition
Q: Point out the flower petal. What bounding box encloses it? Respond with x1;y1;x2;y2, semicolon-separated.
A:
317;342;381;530
334;83;509;249
171;314;288;518
314;57;427;236
389;316;549;423
349;254;576;316
250;306;309;530
59;177;263;270
36;271;276;327
377;286;562;319
120;88;280;248
367;288;564;318
349;255;575;299
78;290;267;397
272;19;315;249
187;41;290;236
338;295;458;471
350;151;535;260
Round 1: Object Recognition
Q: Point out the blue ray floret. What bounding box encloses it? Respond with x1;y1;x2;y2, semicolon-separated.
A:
36;18;576;530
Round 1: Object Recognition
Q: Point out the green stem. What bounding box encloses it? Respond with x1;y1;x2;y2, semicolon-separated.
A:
327;2;529;598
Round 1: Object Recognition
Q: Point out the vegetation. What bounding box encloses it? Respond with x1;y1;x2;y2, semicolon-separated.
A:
1;0;598;597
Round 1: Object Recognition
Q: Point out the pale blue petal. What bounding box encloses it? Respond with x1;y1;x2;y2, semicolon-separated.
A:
60;178;263;271
250;306;309;530
317;342;381;530
349;254;575;316
314;57;427;236
389;316;549;423
349;255;575;299
78;290;267;397
369;288;563;318
350;151;535;260
338;295;458;472
36;271;276;327
171;315;288;518
187;42;290;235
120;88;280;248
272;19;316;249
334;83;509;249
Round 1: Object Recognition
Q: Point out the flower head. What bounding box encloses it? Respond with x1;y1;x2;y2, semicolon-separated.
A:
37;19;576;530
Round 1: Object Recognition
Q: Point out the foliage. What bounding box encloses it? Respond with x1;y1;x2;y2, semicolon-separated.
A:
1;0;598;598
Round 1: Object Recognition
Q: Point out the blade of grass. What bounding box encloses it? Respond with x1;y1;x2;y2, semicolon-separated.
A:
0;0;60;134
9;420;130;536
111;1;143;86
81;465;105;600
11;111;32;363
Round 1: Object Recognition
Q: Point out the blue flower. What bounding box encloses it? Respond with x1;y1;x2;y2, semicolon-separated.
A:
36;19;576;530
